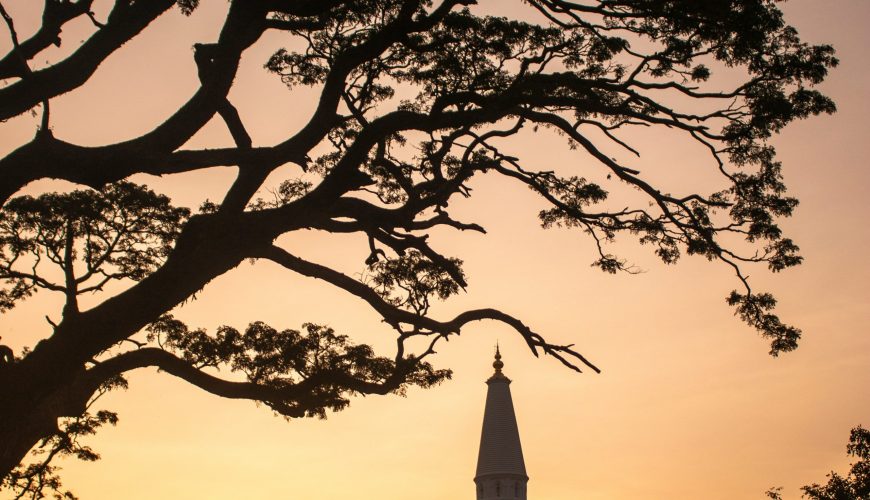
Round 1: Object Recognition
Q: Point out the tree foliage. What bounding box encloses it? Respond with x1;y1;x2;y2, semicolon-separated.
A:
801;426;870;500
766;426;870;500
0;182;189;313
0;0;836;497
147;316;450;418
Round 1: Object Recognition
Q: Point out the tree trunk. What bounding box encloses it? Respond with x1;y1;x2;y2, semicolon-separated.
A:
0;351;82;478
0;214;265;478
0;395;60;479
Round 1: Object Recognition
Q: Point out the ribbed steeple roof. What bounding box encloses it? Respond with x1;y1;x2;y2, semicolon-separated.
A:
475;346;528;480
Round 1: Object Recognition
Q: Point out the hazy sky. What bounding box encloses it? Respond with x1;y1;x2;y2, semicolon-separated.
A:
1;1;869;499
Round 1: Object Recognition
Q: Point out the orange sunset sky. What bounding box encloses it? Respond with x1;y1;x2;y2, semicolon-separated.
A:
1;1;869;499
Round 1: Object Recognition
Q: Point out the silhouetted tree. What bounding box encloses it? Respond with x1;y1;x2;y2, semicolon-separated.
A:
0;0;836;496
802;426;870;500
766;426;870;500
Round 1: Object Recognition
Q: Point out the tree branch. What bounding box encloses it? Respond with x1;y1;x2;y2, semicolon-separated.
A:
0;0;96;79
0;0;176;121
257;245;600;372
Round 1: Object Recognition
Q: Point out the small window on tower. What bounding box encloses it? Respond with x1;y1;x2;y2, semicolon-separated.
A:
496;481;501;497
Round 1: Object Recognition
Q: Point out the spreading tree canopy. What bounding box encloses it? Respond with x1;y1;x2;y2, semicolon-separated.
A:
0;0;836;497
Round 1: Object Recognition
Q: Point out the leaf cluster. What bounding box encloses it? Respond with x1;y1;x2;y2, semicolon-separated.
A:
368;250;464;315
147;316;451;418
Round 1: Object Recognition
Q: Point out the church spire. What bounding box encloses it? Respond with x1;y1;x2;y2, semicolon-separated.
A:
474;347;528;500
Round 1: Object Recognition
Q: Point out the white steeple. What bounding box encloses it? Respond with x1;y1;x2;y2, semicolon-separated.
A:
474;346;528;499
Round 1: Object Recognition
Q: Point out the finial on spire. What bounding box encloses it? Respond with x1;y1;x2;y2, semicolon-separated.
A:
493;343;504;373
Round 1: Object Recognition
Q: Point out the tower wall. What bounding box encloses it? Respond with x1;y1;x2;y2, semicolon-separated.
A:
474;474;528;500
